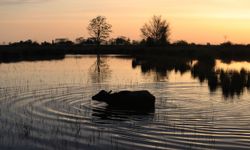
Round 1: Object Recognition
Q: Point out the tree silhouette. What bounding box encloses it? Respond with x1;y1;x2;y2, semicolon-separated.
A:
87;16;112;45
141;16;170;46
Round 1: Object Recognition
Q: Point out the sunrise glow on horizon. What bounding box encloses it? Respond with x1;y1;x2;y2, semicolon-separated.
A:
1;0;250;44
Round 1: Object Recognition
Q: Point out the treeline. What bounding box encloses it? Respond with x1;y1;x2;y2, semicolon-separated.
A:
2;40;250;59
3;15;249;47
1;15;250;62
6;36;133;47
3;37;250;48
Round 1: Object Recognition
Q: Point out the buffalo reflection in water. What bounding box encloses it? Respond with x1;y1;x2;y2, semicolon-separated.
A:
92;104;155;123
132;56;250;98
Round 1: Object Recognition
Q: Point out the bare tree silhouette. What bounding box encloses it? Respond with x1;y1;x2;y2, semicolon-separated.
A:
87;16;112;45
141;15;170;46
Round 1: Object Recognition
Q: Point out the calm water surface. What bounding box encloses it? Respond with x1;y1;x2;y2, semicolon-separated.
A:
1;55;250;150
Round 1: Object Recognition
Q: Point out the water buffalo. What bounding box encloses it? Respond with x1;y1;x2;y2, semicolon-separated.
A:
92;90;155;109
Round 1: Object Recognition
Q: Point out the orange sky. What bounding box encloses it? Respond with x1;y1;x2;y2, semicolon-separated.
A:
1;0;250;44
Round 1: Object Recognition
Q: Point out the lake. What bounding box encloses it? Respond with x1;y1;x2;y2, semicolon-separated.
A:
1;55;250;150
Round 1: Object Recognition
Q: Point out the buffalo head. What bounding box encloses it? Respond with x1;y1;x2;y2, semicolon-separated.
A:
92;90;112;101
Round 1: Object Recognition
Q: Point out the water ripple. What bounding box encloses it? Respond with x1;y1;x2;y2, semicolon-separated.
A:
1;83;250;149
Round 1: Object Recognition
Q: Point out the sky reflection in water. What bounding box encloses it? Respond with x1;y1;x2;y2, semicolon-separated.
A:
0;55;250;149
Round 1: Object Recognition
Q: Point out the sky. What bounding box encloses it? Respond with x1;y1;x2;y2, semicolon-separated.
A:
1;0;250;44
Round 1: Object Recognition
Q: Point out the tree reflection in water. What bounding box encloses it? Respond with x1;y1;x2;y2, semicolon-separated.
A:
132;56;250;98
89;55;111;83
132;56;192;82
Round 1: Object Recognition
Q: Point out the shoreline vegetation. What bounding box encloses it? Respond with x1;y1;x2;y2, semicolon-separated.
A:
2;43;250;63
1;15;250;63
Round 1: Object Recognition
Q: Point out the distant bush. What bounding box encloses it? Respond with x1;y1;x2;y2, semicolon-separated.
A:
173;40;189;46
109;36;131;45
10;40;39;47
220;41;233;46
54;38;74;46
